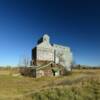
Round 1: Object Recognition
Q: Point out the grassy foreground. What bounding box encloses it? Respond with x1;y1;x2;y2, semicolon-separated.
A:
0;69;100;100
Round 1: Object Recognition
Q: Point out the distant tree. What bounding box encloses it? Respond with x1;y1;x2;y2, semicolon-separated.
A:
6;65;11;70
74;64;81;69
18;55;31;76
18;55;30;67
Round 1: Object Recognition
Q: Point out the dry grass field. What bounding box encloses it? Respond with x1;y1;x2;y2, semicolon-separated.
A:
0;68;100;100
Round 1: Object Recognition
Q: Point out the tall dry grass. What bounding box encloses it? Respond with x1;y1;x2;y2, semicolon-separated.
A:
0;68;99;100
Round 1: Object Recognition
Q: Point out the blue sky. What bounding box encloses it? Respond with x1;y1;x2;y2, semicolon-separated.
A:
0;0;100;66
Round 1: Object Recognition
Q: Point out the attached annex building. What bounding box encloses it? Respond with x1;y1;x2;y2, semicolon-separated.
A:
32;34;73;77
